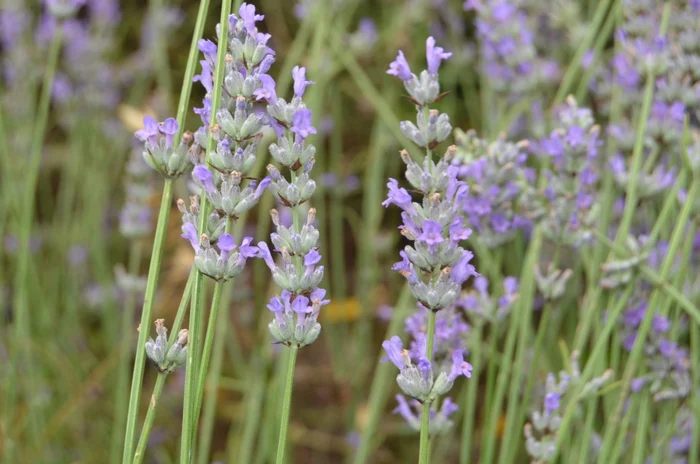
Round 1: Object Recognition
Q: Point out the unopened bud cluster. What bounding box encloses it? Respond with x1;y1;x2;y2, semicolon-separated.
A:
134;117;193;178
145;319;188;374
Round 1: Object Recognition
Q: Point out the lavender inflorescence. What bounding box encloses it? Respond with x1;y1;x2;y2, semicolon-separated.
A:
530;96;602;247
223;8;331;348
383;37;477;435
451;129;535;248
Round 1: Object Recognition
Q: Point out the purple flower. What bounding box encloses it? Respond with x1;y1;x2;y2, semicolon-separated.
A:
135;116;159;144
198;39;217;62
544;392;560;413
239;2;264;33
630;377;646;393
256;241;277;270
181;223;200;251
417;357;432;381
565;126;585;147
658;339;677;358
387;50;413;81
292;66;314;97
382;179;414;212
451;250;477;285
392;250;412;273
238;237;258;258
304;249;322;267
292;295;311;325
218;234;237;260
449;218;472;242
448;350;473;381
440;397;459;418
426;36;452;74
393;395;418;423
382;336;405;370
193;60;213;94
254;74;277;102
652;314;670;333
418;220;444;246
290;108;317;141
159;118;178;147
193;165;217;194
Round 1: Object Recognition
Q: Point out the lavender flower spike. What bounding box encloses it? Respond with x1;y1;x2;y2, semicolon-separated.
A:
382;40;476;441
262;63;328;348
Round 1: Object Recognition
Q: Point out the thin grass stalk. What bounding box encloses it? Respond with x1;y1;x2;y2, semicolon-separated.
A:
692;285;700;464
502;298;554;464
352;285;413;464
275;346;299;464
196;282;231;464
235;356;267;463
632;395;650;464
608;176;697;422
578;398;597;464
149;0;173;110
122;179;174;461
552;0;613;105
110;241;145;464
551;281;632;456
612;2;671;247
192;266;228;424
574;1;621;102
558;178;696;459
123;0;212;459
9;24;63;454
459;324;483;464
481;230;542;464
180;1;232;460
418;310;437;464
498;230;545;464
132;373;167;464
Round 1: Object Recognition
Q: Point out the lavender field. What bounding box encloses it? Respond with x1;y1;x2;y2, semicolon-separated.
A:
1;0;699;462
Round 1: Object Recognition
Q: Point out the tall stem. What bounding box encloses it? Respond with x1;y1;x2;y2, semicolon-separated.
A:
122;179;174;461
132;373;167;464
123;0;211;459
419;310;437;464
181;0;232;460
9;24;63;453
111;241;144;464
275;346;299;464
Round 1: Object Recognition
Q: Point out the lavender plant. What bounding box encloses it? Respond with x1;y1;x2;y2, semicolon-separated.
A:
4;1;700;462
384;37;477;463
255;56;330;464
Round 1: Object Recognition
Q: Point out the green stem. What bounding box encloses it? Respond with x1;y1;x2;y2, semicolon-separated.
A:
10;24;63;452
181;0;231;460
352;285;413;464
123;0;211;458
192;278;226;426
460;325;483;464
552;0;613;104
149;0;173;110
122;179;174;462
613;2;671;247
132;373;168;464
275;346;299;464
196;283;230;464
418;310;437;464
111;241;144;464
